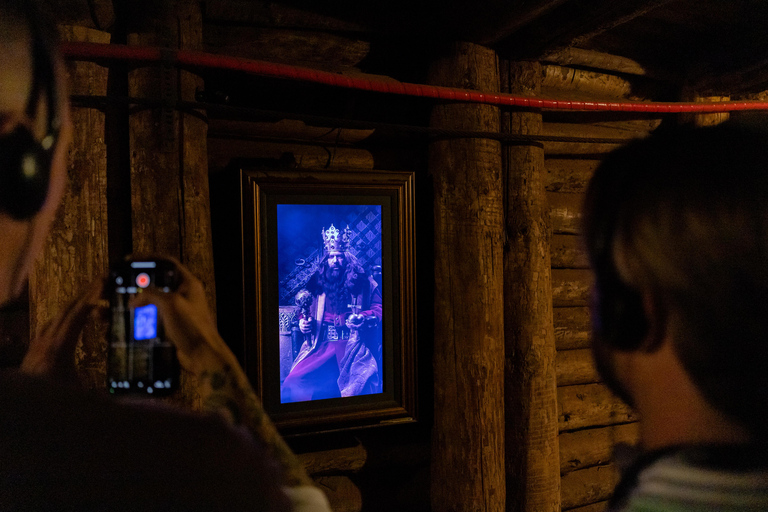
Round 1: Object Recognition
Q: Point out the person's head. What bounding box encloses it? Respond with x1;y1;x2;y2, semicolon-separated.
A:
326;250;346;279
583;118;768;436
0;0;71;305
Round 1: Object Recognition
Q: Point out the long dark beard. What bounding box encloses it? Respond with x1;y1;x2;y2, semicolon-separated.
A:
325;272;349;313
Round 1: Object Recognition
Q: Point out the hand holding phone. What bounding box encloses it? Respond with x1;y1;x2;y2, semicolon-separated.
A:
107;259;179;396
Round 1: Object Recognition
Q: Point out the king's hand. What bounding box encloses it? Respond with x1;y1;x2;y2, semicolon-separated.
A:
345;313;365;330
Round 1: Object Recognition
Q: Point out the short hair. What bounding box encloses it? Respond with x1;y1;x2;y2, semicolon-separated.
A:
583;118;768;435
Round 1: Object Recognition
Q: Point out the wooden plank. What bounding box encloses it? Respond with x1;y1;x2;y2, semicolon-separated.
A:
543;112;663;134
429;42;505;512
298;444;367;476
561;464;620;510
542;47;647;76
204;0;366;32
495;0;675;61
542;121;646;140
556;349;599;387
315;476;362;512
549;192;583;234
502;60;560;512
551;234;589;269
558;384;637;431
546;159;600;194
560;423;640;474
204;26;370;68
564;500;609;512
554;307;591;350
207;138;375;173
208;119;374;144
543;140;624;157
51;0;115;30
29;26;111;390
541;66;635;98
552;269;591;307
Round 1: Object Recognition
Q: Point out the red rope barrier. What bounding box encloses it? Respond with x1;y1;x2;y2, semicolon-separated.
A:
60;42;768;114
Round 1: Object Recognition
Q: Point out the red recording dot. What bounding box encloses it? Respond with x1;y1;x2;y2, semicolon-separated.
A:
136;273;151;288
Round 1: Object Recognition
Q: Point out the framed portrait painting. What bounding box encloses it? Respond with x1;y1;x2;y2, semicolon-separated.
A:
239;169;417;435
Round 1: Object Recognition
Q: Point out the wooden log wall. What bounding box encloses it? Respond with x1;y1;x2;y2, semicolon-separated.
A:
544;65;658;511
29;25;111;389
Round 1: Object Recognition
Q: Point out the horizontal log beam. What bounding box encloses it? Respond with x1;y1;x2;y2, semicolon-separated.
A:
554;307;591;351
543;112;663;134
207;139;375;172
552;269;591;307
541;66;637;99
556;349;600;387
52;0;115;30
559;423;640;474
494;0;673;62
315;476;363;512
549;192;583;234
551;234;589;269
204;0;367;32
542;47;647;77
558;383;637;431
542;122;646;141
298;444;368;476
560;464;620;510
208;119;375;144
204;26;370;68
543;140;625;157
564;501;608;512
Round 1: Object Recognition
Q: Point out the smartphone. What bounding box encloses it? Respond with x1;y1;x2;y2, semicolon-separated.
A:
107;259;179;396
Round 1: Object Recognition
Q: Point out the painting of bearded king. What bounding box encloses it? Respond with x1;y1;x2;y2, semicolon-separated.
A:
277;204;384;404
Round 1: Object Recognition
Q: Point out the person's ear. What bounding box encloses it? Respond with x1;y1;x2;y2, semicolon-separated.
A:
639;290;667;352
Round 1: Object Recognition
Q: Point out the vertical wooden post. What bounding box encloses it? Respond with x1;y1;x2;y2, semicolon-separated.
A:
428;42;506;512
29;26;111;390
128;0;214;407
502;61;560;512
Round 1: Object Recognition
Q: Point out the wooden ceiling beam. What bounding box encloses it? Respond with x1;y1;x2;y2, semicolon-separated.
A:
50;0;115;30
203;0;367;33
492;0;676;62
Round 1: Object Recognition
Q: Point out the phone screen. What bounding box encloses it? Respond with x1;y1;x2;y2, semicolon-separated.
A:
107;261;179;396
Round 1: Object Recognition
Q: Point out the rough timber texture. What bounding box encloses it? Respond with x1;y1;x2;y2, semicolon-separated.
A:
554;307;591;350
549;192;584;234
207;138;375;173
128;0;215;407
546;159;601;194
552;269;591;307
204;26;370;68
556;349;600;387
558;384;637;431
29;26;111;390
560;464;620;510
551;234;589;269
429;42;505;512
560;423;640;474
502;60;560;512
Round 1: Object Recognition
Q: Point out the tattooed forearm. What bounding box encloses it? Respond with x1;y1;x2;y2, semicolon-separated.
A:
199;364;312;487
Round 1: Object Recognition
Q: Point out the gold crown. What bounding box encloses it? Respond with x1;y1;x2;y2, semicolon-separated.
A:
322;224;352;253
